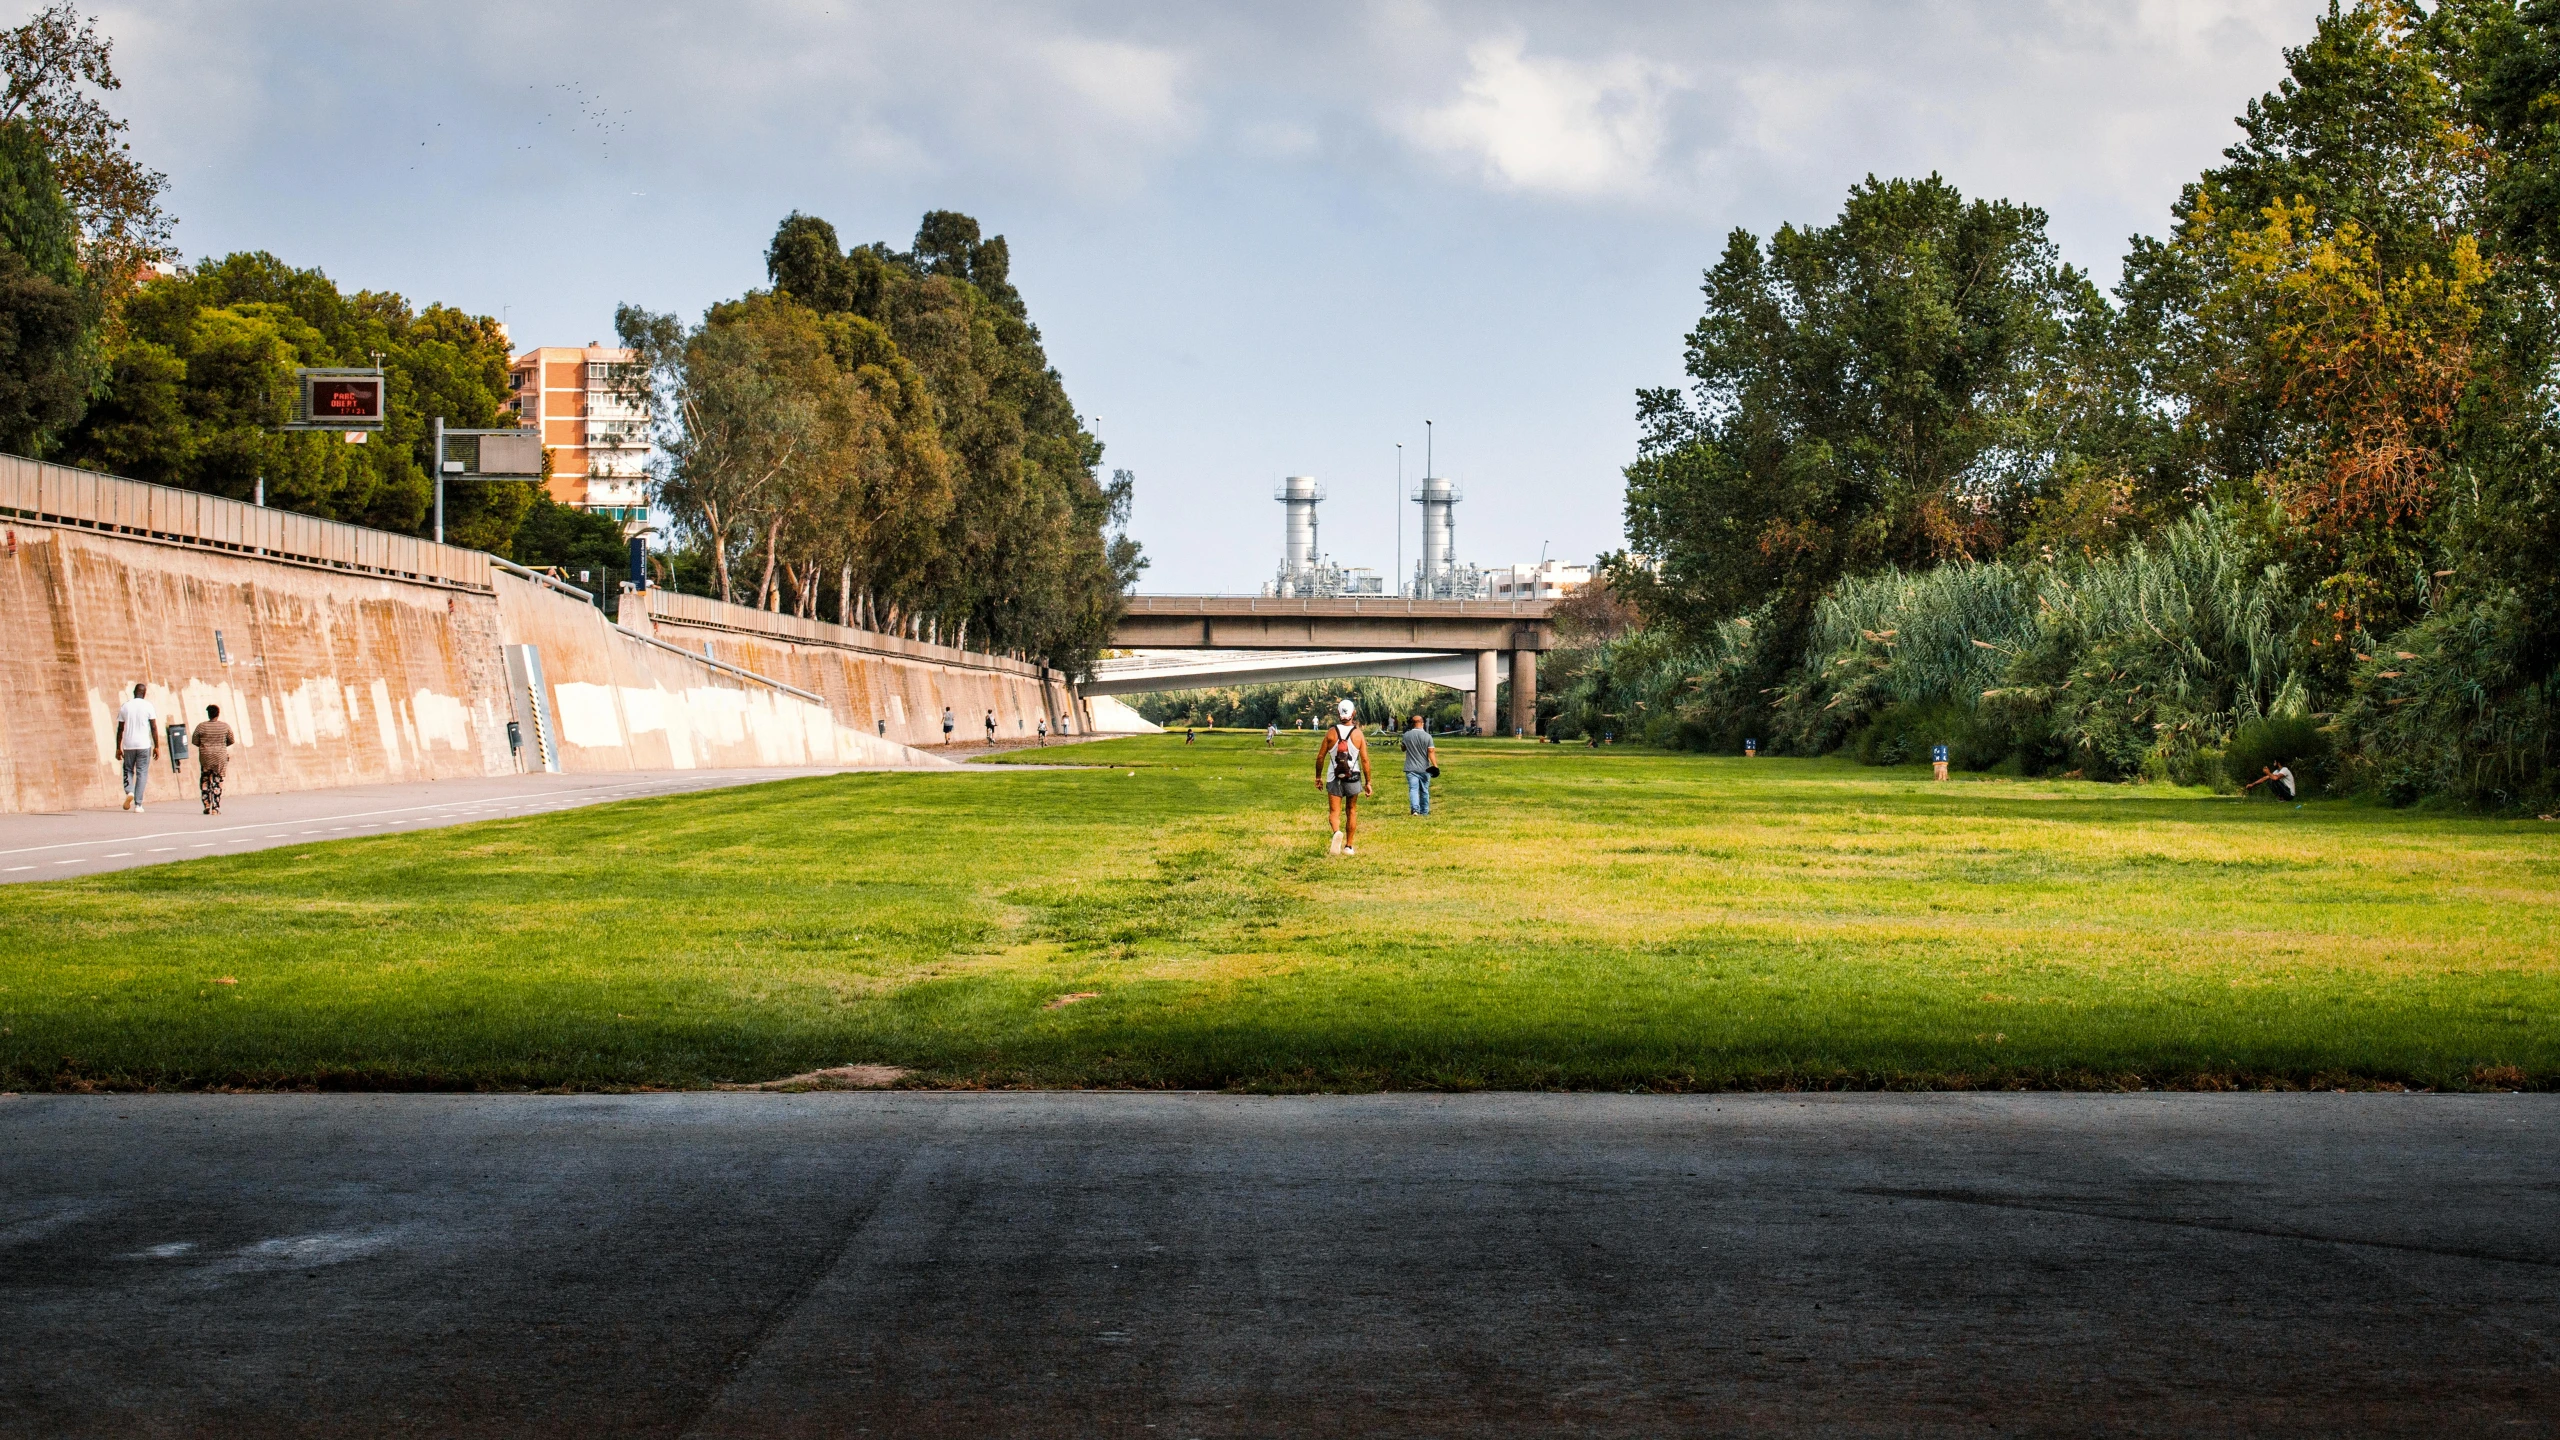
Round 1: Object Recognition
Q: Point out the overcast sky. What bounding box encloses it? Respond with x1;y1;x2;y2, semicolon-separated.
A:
105;0;2322;592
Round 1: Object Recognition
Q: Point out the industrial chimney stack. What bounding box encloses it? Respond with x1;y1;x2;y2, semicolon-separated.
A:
1261;476;1381;597
1408;475;1484;599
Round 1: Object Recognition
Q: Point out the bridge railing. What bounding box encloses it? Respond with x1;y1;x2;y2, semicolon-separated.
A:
1121;594;1554;616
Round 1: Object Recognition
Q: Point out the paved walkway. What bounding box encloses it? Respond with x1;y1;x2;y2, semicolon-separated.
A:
2;1092;2551;1436
0;768;903;883
0;734;1141;883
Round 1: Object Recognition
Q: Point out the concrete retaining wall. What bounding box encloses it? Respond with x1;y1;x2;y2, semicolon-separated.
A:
494;576;924;773
0;516;972;815
0;518;513;813
622;591;1084;752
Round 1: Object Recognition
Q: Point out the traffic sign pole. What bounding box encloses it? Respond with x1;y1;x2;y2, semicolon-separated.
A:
432;416;446;545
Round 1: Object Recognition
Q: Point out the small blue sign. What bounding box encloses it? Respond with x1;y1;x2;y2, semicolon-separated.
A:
1932;744;1949;762
1744;738;1758;753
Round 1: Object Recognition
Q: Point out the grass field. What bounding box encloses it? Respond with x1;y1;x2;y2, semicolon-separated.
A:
3;732;2555;1092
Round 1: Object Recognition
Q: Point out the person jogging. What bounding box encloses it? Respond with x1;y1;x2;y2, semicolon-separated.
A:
984;708;997;745
941;706;955;745
191;704;235;814
1265;722;1278;746
113;682;158;812
1316;698;1370;855
1036;717;1048;745
1401;713;1437;816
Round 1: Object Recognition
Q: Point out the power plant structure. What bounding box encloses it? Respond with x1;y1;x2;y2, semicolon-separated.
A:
1407;474;1485;600
1261;475;1383;598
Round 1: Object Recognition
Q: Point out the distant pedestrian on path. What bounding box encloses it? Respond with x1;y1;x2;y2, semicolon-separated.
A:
1317;698;1370;855
984;708;997;745
114;682;158;812
192;704;234;814
1402;713;1437;816
942;706;954;745
1036;718;1047;745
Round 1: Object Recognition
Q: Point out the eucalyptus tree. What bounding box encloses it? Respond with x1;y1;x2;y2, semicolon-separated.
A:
616;303;820;605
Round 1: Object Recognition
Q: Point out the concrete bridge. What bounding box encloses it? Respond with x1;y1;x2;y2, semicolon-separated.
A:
1104;596;1556;734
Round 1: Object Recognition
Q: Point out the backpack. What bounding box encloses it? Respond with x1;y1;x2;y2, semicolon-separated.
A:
1329;724;1361;784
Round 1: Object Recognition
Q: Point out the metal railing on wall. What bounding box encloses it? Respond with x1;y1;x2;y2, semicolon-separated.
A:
634;588;1047;676
0;452;495;592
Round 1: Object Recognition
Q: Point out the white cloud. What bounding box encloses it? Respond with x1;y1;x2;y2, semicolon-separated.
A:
1404;34;1686;199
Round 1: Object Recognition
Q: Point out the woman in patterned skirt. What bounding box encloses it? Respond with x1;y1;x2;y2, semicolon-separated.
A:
191;704;235;814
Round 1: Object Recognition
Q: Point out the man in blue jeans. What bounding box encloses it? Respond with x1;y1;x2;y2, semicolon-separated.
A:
113;682;159;812
1401;713;1437;815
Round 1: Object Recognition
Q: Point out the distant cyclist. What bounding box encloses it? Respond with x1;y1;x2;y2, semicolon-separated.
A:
1316;698;1370;855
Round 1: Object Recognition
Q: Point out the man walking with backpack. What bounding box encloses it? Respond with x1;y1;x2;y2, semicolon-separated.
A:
1316;697;1370;855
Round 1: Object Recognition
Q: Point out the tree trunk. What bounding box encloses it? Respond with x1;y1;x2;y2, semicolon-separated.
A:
704;503;732;603
757;517;784;611
838;563;853;628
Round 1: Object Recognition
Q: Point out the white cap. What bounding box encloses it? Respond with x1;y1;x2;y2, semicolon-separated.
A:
1337;699;1355;718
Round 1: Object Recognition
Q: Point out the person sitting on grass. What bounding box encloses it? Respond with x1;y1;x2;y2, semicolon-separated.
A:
2244;762;2300;806
1316;697;1370;856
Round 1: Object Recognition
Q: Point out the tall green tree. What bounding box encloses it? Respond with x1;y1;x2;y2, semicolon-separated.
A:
752;209;1141;672
1619;175;2087;674
0;117;91;452
0;3;171;291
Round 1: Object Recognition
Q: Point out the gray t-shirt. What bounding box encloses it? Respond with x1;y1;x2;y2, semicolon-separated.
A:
1402;727;1433;774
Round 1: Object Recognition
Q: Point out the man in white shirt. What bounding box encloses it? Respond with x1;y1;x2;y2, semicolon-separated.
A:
113;682;158;812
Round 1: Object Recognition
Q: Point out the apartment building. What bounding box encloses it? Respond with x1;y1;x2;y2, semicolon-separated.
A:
1482;560;1590;601
507;343;652;519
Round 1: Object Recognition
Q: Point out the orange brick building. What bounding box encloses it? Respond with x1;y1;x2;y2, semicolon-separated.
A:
507;344;652;519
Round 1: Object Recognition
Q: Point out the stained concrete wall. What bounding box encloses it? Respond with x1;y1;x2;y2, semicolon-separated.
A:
0;519;960;815
0;519;513;813
493;576;927;773
621;591;1084;753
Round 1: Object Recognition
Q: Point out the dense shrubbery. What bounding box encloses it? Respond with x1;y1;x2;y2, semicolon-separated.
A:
1553;505;2310;781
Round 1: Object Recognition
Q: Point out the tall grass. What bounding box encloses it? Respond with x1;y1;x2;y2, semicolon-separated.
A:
1637;505;2308;779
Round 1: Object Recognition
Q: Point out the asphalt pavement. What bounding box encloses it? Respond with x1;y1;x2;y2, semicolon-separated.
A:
4;1092;2553;1437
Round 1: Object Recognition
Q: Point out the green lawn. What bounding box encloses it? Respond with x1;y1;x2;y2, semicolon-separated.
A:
3;733;2554;1092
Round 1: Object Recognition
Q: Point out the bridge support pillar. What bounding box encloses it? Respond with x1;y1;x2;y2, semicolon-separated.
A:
1474;650;1499;734
1510;648;1537;737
